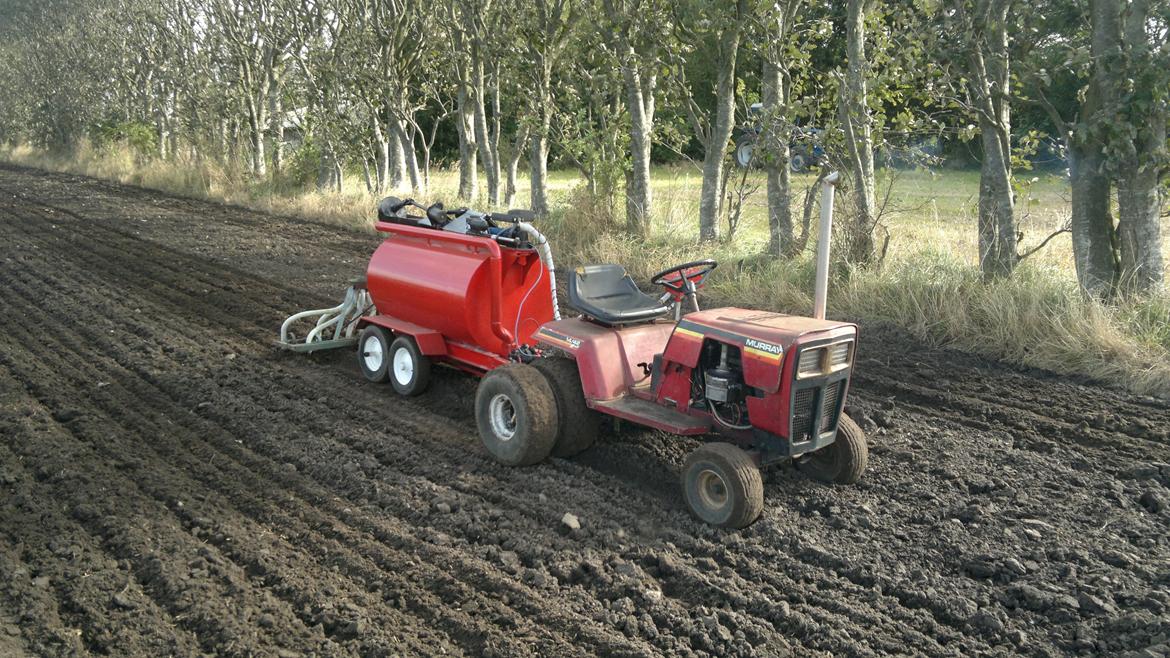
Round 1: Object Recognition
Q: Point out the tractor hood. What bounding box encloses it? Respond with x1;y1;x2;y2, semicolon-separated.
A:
681;308;855;348
674;308;857;394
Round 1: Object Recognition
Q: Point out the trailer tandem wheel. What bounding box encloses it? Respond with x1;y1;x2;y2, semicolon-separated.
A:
358;325;392;383
388;335;432;396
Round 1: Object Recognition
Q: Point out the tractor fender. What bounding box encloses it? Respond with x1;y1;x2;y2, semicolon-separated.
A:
533;318;674;402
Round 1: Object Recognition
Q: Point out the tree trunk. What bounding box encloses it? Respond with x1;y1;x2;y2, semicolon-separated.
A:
1116;164;1165;292
1068;145;1117;296
1114;0;1165;293
504;124;530;208
269;82;284;177
488;68;504;204
362;158;375;194
838;0;876;262
388;120;407;191
471;56;500;204
456;85;478;200
373;120;390;193
1066;0;1122;297
622;50;655;236
397;120;423;193
247;95;268;178
698;3;746;242
530;130;549;216
762;59;792;256
318;144;337;192
156;113;168;161
969;0;1017;278
976;114;1016;277
218;117;229;162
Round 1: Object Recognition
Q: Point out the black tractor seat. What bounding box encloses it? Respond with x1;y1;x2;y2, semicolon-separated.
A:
568;264;671;325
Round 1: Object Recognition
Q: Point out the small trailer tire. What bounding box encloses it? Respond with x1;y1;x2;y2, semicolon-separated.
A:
476;365;559;466
388;336;432;396
798;414;869;484
358;325;392;383
681;443;764;529
532;357;599;457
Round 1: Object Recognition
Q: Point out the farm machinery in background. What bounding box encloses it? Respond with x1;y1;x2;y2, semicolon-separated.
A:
734;102;825;173
279;174;866;528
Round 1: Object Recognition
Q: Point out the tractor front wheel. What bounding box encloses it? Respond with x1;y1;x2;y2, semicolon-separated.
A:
798;415;869;484
681;443;764;529
475;365;559;466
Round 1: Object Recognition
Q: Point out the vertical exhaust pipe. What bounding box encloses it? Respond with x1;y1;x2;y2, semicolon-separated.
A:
813;171;840;320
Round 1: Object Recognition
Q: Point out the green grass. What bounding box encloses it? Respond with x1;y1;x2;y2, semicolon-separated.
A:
4;141;1169;397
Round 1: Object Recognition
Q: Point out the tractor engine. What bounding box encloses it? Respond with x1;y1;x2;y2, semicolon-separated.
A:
694;341;751;430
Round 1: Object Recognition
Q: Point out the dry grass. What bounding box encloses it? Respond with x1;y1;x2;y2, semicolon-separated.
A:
4;141;1169;397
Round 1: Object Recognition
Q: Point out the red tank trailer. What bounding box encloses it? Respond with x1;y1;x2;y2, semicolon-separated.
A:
280;179;868;528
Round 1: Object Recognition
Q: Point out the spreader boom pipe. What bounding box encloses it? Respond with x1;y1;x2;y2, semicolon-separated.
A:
813;171;840;321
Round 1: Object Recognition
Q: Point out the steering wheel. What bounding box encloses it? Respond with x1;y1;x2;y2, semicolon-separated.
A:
651;259;718;299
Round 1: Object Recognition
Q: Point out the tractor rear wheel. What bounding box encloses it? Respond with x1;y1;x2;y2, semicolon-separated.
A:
476;365;559;466
358;325;392;383
798;414;868;484
532;357;598;457
388;336;431;396
681;443;764;529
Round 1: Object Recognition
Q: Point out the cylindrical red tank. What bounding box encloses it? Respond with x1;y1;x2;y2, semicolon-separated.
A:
366;222;554;356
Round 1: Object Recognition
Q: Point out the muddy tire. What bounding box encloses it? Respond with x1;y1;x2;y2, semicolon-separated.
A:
388;336;431;396
532;357;598;457
799;414;868;484
358;325;392;383
681;443;764;529
476;365;559;466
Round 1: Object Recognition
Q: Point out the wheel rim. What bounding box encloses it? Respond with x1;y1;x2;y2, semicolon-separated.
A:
737;143;753;166
488;393;517;441
392;346;414;386
695;468;729;511
362;335;384;372
791;154;805;170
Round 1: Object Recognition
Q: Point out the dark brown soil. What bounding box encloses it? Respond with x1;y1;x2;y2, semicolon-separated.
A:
1;163;1168;657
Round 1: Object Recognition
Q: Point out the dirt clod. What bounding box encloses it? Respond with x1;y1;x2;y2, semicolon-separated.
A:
1139;490;1166;513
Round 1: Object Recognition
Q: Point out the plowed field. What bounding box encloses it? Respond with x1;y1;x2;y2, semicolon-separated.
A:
1;163;1168;657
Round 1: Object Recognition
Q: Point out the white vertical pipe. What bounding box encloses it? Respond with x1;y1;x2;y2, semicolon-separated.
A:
813;171;840;320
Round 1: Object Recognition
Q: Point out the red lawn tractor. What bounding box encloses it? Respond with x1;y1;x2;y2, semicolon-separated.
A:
279;174;867;528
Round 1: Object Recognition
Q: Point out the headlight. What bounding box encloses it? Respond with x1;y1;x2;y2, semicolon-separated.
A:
797;348;825;378
829;341;852;368
796;340;853;378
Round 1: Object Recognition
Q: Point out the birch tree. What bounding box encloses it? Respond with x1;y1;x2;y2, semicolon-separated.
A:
837;0;877;262
604;0;670;235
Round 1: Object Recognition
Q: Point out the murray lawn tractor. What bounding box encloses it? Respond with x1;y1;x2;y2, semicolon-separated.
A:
279;174;867;528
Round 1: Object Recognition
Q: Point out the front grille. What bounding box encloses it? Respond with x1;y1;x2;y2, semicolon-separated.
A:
819;381;843;432
792;388;816;441
791;380;845;441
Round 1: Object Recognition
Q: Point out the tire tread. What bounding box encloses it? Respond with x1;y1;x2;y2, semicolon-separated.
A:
532;357;598;457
